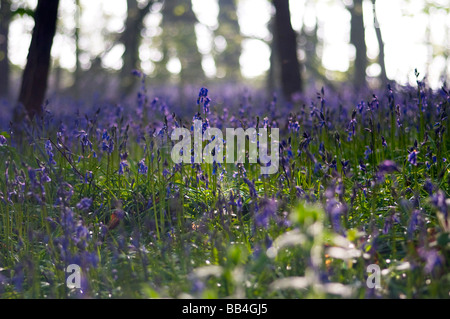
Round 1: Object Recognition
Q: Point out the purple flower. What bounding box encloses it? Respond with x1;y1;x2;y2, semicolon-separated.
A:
378;160;399;174
423;180;433;196
131;69;142;77
45;140;56;165
0;135;7;146
28;167;37;184
138;159;148;175
101;130;114;154
364;146;372;160
243;177;257;198
326;197;347;235
359;160;366;173
407;210;423;239
197;87;210;113
408;150;419;166
119;161;128;175
84;171;93;184
76;130;93;153
76;198;93;211
430;190;448;220
418;247;443;275
381;136;387;147
255;199;278;229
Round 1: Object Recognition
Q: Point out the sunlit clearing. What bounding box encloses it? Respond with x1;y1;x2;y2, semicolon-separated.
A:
101;44;125;70
192;0;219;29
240;39;270;78
202;55;217;78
167;57;182;74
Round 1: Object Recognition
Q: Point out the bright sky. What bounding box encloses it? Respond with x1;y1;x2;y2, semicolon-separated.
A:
7;0;450;88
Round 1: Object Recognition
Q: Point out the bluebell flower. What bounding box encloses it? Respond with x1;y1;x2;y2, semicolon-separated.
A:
378;160;399;174
359;160;366;173
28;167;37;185
102;129;109;141
255;199;277;229
381;136;387;147
237;196;243;210
163;168;170;178
418;247;443;275
76;130;93;153
423;180;433;196
119;161;128;175
197;87;211;114
138;159;148;175
45;140;56;165
325;196;346;235
131;69;142;77
364;146;372;160
0;135;7;146
408;150;418;166
101;130;114;154
243;177;257;198
407;210;423;239
76;198;93;211
430;190;448;220
314;162;322;174
84;171;92;184
40;170;52;183
383;217;393;235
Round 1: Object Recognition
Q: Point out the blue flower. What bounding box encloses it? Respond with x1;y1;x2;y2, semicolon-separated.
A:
418;247;443;275
408;150;418;166
430;190;448;220
0;135;7;146
423;180;433;196
364;146;372;160
381;136;387;147
407;210;423;239
76;198;93;211
138;159;148;175
131;69;142;77
378;160;399;174
255;199;278;229
243;177;257;198
119;161;128;175
197;87;210;113
45;140;56;165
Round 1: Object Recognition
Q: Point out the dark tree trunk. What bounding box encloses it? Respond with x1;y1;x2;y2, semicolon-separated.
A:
273;0;302;101
16;0;59;120
372;0;387;86
166;0;203;85
0;0;11;98
267;17;278;95
349;0;367;88
120;0;152;95
74;0;81;97
216;0;241;80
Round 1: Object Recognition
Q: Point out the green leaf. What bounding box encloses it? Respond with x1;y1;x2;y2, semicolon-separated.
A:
0;131;10;139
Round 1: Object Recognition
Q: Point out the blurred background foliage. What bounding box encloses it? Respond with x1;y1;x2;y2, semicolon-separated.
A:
0;0;449;117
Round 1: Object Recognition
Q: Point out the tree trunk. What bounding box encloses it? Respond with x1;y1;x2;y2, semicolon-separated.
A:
216;0;241;80
120;0;152;95
272;0;302;101
160;0;204;86
371;0;387;86
349;0;367;88
267;16;278;95
0;0;11;98
16;0;59;120
74;0;81;97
